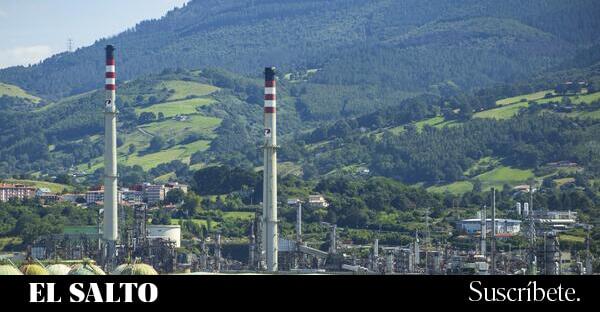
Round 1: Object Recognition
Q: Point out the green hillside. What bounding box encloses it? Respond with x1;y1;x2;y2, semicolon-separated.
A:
2;0;599;100
0;82;41;103
160;80;219;101
136;98;215;117
1;179;74;193
76;77;223;172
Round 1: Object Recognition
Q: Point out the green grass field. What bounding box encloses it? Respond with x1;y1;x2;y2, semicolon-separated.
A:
154;172;177;183
118;114;221;156
159;80;219;101
559;234;585;244
427;165;534;194
121;139;211;170
496;90;552;106
123;148;191;170
566;108;600;119
141;114;221;142
554;177;575;187
474;166;534;190
222;211;254;221
464;157;500;177
77;112;219;172
136;97;215;117
388;116;460;134
63;226;99;235
171;218;220;228
534;91;600;105
82;138;212;172
2;179;74;193
478;91;600;120
427;181;474;194
0;82;41;103
474;101;530;119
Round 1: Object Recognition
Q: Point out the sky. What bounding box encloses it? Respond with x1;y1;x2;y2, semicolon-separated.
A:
0;0;189;69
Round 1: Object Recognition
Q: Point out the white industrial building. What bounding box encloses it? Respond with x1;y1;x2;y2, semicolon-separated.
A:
457;218;521;235
535;210;577;230
147;225;181;248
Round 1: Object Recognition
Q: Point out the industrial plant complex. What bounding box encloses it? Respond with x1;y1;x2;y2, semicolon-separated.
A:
0;45;595;277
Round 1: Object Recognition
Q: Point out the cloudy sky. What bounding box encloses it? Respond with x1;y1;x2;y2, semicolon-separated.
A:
0;0;189;69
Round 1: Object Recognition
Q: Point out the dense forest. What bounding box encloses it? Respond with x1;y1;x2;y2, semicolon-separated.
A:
1;0;599;99
286;113;600;184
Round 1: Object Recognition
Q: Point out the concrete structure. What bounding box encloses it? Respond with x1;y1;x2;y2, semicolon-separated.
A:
308;194;329;208
535;210;577;230
458;218;521;235
35;188;52;197
86;190;104;205
120;188;144;203
480;206;486;257
164;182;188;194
0;184;36;202
61;193;85;204
39;193;61;204
147;225;181;248
144;184;165;204
262;67;278;271
296;201;302;242
103;45;119;251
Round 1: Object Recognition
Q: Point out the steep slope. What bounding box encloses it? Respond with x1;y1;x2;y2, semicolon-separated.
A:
0;70;232;175
1;0;599;99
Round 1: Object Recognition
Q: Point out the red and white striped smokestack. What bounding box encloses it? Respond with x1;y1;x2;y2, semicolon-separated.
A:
262;67;278;271
105;46;116;92
103;45;118;249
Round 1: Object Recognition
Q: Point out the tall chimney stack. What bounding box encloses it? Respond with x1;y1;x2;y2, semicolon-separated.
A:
480;205;486;257
263;67;278;271
103;45;118;256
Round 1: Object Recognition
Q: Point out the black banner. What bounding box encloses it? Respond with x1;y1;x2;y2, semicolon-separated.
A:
0;275;597;308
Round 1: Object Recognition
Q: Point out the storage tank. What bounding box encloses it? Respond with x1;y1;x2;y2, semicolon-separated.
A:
46;264;72;275
112;263;130;275
69;262;106;275
147;225;181;247
0;264;23;275
20;264;49;275
120;263;158;275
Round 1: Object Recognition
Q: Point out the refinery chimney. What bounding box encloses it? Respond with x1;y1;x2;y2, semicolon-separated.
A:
480;205;486;257
103;45;118;256
262;67;278;271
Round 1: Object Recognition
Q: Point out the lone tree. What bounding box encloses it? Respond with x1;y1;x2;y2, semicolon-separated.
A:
149;135;165;151
138;112;157;124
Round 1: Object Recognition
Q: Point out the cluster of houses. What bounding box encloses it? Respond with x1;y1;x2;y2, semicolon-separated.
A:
0;181;188;208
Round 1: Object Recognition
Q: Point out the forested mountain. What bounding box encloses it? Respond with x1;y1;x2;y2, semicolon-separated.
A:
0;0;599;194
1;0;599;100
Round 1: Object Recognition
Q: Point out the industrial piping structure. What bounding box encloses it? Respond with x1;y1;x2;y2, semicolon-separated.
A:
262;67;278;271
491;188;496;275
103;45;118;261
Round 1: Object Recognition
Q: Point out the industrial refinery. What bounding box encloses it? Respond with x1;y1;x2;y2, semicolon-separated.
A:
0;45;594;276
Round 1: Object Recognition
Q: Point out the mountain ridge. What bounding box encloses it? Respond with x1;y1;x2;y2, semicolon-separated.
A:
1;0;599;99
